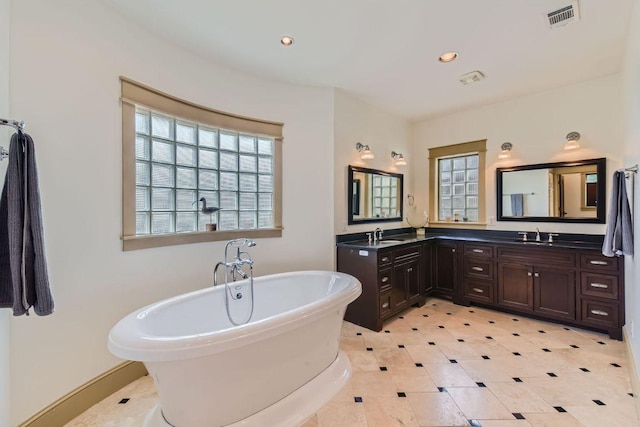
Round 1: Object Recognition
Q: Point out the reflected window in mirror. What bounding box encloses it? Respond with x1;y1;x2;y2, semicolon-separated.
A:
496;158;606;224
348;166;403;224
428;140;487;225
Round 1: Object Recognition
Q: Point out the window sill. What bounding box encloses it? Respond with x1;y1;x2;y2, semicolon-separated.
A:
122;228;283;251
428;221;487;230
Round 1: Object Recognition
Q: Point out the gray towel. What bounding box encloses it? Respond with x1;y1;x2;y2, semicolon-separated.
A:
602;171;633;257
0;132;53;316
510;193;524;216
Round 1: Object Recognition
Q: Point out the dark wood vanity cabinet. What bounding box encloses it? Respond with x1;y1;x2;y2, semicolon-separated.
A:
338;235;624;339
338;243;425;331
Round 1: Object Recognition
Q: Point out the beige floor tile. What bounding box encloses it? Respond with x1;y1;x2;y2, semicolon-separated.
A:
363;396;420;427
301;415;318;426
363;332;397;348
374;347;415;367
436;341;484;360
564;403;639;427
486;382;556;413
316;401;368;427
329;382;356;404
480;421;533;427
522;412;584;427
407;392;470;426
350;370;398;398
339;335;366;351
424;363;478;387
345;349;381;371
391;371;439;393
447;387;513;420
390;331;431;345
404;344;450;364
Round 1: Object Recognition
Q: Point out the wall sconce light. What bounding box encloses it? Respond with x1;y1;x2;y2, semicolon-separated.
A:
565;132;581;150
391;151;407;166
355;142;374;159
498;142;513;159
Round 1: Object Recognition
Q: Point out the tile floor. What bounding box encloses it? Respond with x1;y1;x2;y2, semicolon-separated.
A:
66;298;639;427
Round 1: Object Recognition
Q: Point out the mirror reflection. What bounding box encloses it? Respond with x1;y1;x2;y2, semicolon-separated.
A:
348;165;403;224
497;158;606;224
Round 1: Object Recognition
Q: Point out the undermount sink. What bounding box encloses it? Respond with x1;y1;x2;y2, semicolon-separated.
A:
379;239;405;244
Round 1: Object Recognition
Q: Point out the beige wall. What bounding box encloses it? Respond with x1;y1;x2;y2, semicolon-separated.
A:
0;0;11;423
621;0;640;390
411;73;624;235
9;0;335;424
333;89;413;235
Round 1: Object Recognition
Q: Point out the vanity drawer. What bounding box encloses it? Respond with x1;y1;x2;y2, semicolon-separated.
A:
380;292;392;318
378;251;393;267
464;280;494;304
581;299;619;329
464;244;493;258
394;244;421;261
463;258;494;280
580;254;619;272
498;247;576;267
581;272;619;300
379;268;392;293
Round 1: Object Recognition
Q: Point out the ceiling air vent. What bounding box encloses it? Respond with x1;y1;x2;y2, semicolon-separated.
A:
459;71;485;85
547;2;580;29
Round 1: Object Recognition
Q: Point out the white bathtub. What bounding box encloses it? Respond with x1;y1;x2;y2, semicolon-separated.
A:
108;270;361;427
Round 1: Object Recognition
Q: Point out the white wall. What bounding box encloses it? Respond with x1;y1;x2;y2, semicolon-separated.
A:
9;0;335;424
0;0;11;423
412;73;624;235
621;0;640;391
333;89;413;235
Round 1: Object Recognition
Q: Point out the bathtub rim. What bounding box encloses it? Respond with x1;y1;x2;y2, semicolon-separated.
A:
108;270;361;362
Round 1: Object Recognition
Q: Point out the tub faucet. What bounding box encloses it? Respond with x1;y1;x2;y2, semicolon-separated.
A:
214;239;257;286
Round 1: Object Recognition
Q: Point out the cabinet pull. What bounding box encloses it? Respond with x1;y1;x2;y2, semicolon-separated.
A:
382;302;389;309
590;309;609;316
590;260;608;266
381;276;389;283
381;257;390;262
534;272;539;278
472;249;484;253
472;288;484;293
590;283;609;289
471;266;484;272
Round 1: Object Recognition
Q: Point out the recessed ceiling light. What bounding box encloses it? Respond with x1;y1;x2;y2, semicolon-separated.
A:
280;36;295;46
439;51;458;63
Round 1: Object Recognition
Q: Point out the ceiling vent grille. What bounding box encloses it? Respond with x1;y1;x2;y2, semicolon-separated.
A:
547;2;580;29
458;71;485;85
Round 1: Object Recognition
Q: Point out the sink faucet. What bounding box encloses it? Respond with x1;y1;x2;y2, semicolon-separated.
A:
535;228;541;242
374;227;383;242
548;233;559;243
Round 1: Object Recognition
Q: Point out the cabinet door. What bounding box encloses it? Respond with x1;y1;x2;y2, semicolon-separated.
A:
534;267;575;320
435;242;458;295
405;257;422;303
498;262;533;312
423;243;434;293
392;260;412;311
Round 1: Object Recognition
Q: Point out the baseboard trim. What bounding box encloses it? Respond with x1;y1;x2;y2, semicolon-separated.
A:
19;361;147;427
623;326;640;420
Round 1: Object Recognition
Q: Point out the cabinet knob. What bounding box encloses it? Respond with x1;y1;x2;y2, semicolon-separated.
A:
527;272;532;277
407;268;413;273
471;266;484;272
534;272;539;278
382;302;389;309
472;288;484;293
381;276;389;283
452;248;456;253
590;283;609;289
382;257;390;262
590;309;609;316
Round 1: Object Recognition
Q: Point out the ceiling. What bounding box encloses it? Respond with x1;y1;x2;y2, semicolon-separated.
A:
104;0;633;121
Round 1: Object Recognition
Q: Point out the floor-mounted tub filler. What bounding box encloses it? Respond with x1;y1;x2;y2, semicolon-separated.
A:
108;239;362;427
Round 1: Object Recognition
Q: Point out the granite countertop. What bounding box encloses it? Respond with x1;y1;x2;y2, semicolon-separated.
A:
336;232;604;251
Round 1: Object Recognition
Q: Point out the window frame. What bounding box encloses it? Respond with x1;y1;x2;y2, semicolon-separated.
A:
428;140;487;228
121;77;283;251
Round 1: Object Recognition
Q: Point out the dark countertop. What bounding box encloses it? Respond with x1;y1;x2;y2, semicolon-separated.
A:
336;229;604;252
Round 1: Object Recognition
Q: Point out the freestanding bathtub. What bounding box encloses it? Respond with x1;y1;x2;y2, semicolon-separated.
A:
108;270;361;427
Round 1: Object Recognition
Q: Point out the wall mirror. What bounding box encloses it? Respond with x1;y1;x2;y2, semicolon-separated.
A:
348;165;403;225
496;158;606;223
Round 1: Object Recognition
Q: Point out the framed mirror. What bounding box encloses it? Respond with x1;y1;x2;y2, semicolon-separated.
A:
348;165;403;225
496;158;606;223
